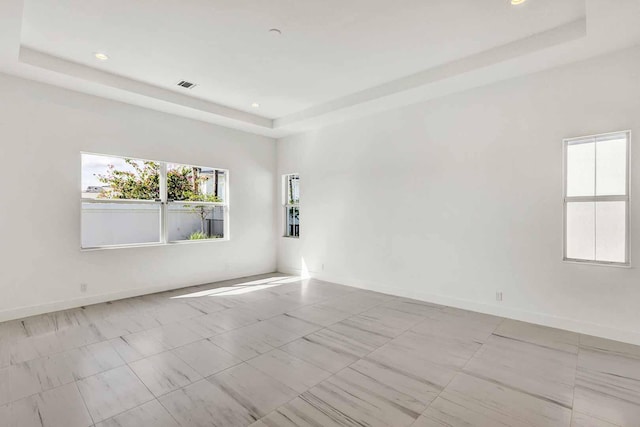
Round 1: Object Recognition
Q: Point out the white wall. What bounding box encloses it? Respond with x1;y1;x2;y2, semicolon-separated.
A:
277;46;640;345
0;73;277;321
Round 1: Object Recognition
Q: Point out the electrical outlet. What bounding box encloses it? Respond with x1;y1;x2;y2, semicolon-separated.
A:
495;291;503;302
80;283;88;293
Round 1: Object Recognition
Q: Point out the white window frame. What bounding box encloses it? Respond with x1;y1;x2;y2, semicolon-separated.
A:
562;131;630;266
283;173;300;238
81;152;229;250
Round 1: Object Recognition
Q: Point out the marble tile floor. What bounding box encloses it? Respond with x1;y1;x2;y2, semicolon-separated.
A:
0;273;639;426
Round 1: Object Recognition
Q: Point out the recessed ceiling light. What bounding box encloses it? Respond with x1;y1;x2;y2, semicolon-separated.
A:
94;52;109;61
511;0;526;5
251;102;260;108
268;28;282;35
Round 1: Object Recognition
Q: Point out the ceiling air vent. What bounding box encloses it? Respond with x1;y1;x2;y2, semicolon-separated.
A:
177;80;197;89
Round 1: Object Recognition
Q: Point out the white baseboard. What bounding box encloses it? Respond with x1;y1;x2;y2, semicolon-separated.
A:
0;269;276;323
7;266;639;348
302;270;640;347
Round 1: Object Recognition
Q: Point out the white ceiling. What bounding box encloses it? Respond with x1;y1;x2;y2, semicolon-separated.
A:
22;0;585;118
1;0;639;137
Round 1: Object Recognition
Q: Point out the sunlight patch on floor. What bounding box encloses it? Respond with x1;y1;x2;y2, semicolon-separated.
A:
170;276;298;298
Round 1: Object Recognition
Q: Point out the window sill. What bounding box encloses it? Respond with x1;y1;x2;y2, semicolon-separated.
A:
563;258;631;268
81;238;230;252
282;236;300;239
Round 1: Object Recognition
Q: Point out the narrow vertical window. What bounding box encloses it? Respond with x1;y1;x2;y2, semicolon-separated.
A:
564;131;630;265
284;174;300;237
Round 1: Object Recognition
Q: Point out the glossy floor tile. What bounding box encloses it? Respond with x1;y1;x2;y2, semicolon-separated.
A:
570;412;620;427
414;373;572;427
76;366;154;423
348;357;441;407
279;325;375;373
159;379;254;427
285;304;352;327
409;307;502;345
464;334;578;408
301;366;426;426
1;273;640;426
171;339;241;377
95;400;179;427
365;329;482;391
573;335;640;426
207;363;298;419
492;319;579;354
247;349;332;393
128;351;202;397
2;382;92;427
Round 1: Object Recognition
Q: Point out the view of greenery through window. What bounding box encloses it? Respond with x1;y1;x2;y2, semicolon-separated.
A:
285;174;300;237
81;154;227;247
96;159;222;203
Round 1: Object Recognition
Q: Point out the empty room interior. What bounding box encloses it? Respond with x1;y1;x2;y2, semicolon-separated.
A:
1;0;640;426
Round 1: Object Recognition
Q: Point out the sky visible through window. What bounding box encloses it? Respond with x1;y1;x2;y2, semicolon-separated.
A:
81;154;138;190
82;155;220;190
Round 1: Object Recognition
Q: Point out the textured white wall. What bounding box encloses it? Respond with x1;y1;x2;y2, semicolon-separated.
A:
277;46;640;345
0;73;277;321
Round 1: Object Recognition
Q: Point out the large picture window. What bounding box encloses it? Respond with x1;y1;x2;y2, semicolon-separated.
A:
284;174;300;238
563;131;630;265
81;153;228;249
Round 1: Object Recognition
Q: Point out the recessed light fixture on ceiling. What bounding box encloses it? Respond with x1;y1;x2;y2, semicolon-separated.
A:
268;28;282;35
251;102;260;108
94;52;109;61
511;0;526;5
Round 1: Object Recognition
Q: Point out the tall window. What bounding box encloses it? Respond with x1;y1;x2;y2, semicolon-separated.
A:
563;131;629;265
284;174;300;237
81;153;228;249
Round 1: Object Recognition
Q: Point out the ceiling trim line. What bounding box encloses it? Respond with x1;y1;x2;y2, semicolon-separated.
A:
274;18;587;129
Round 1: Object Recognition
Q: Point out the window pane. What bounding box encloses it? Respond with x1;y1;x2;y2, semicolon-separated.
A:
566;141;595;197
81;202;160;247
287;174;300;204
566;202;595;260
167;164;225;203
595;201;626;263
168;203;225;241
596;136;627;196
286;206;299;237
81;154;159;200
